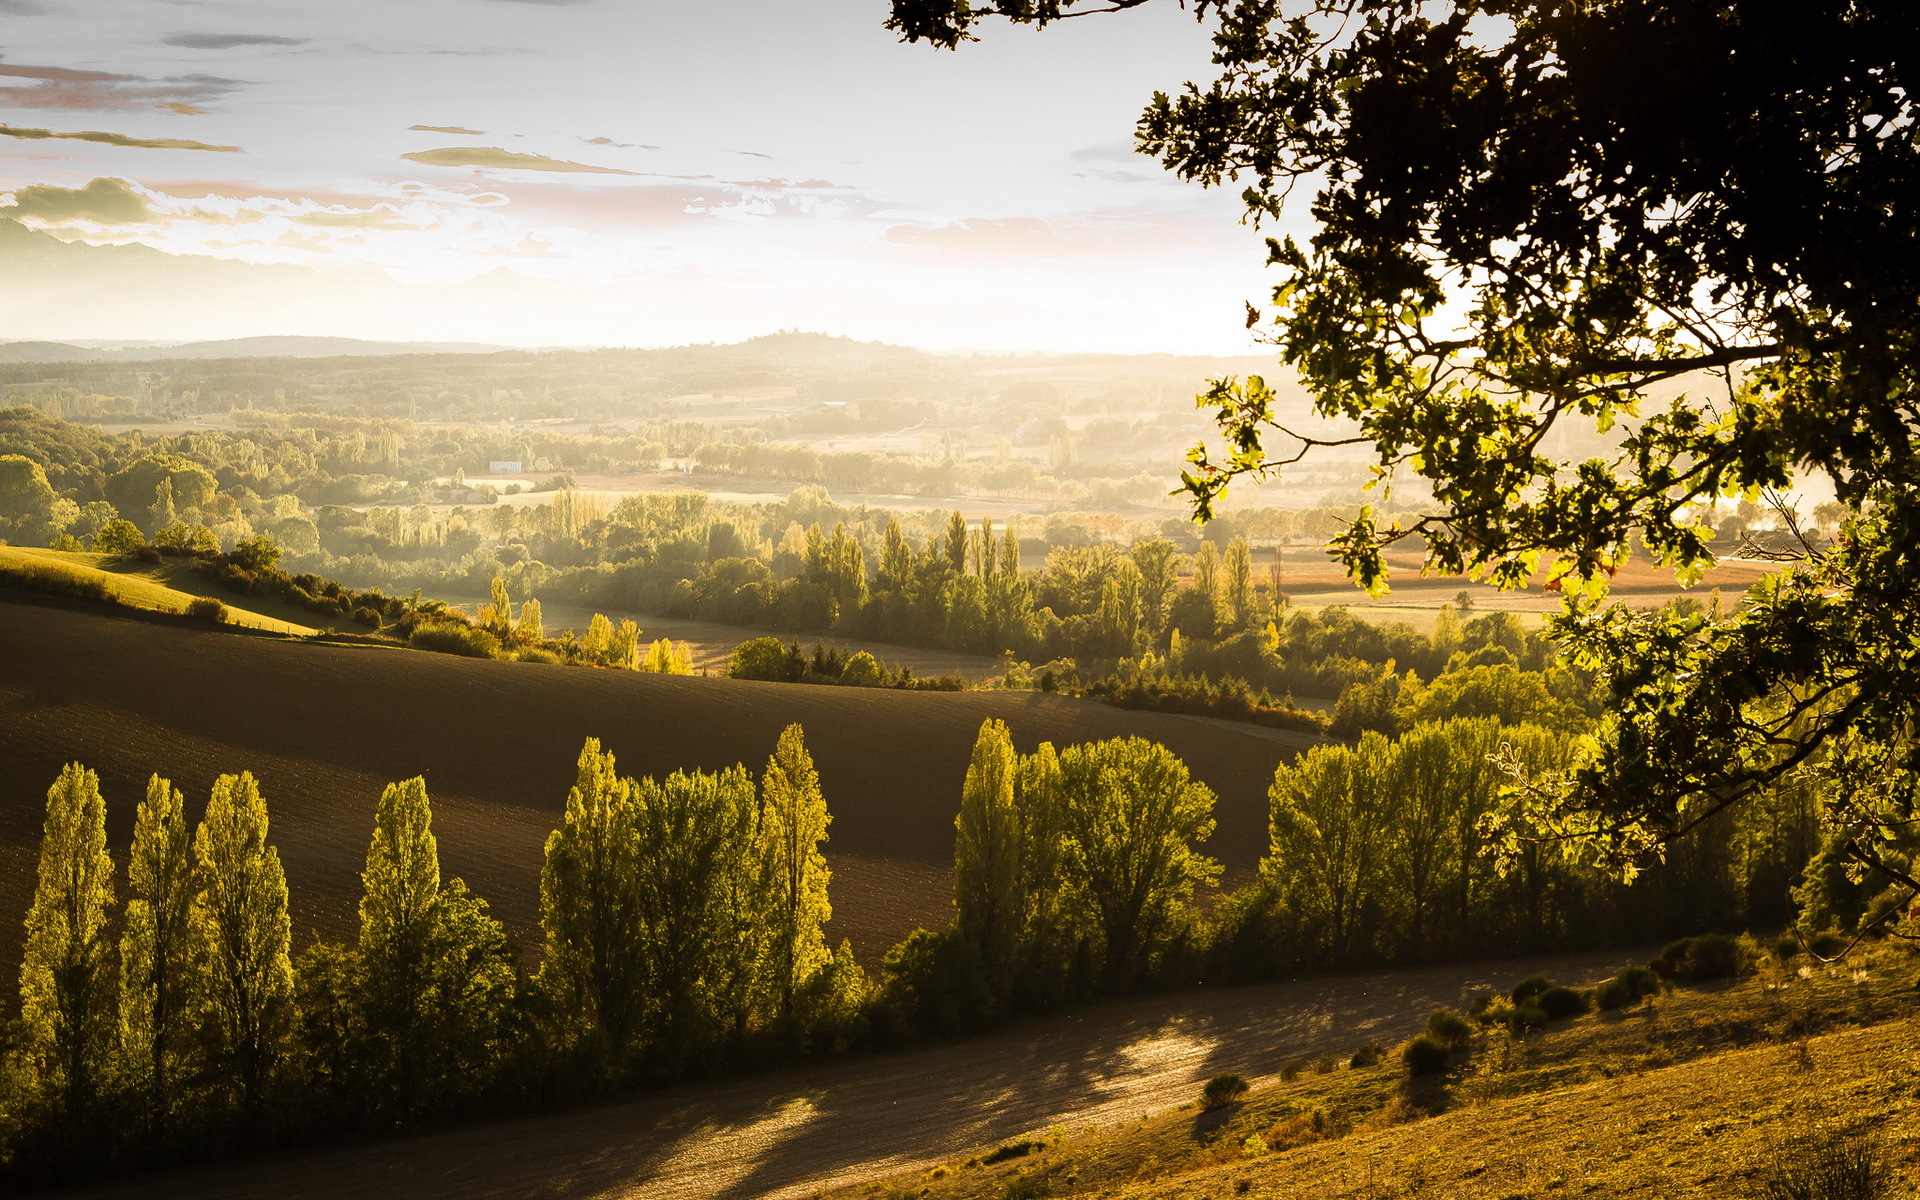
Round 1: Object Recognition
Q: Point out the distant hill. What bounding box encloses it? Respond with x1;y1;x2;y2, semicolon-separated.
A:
0;334;516;364
0;600;1313;971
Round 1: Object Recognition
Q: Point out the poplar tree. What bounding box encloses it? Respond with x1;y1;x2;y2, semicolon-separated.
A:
953;720;1023;1008
121;773;205;1125
1225;537;1254;630
485;575;512;637
192;771;294;1110
516;597;544;642
358;776;515;1114
759;724;831;1022
629;766;760;1056
942;510;968;576
20;762;116;1116
540;738;644;1051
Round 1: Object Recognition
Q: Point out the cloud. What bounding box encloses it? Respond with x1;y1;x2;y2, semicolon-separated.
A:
161;32;310;50
586;136;658;150
0;62;243;112
0;123;242;152
157;102;208;115
2;177;155;225
733;150;774;160
0;0;49;14
401;146;635;175
412;124;485;135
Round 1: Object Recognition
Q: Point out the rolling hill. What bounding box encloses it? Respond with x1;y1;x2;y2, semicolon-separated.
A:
0;600;1318;971
0;546;324;634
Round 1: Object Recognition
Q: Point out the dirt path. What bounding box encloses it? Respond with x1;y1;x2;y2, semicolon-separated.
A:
63;948;1640;1200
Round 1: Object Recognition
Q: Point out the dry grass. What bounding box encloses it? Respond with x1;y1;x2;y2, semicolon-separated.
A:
0;545;318;635
830;947;1920;1200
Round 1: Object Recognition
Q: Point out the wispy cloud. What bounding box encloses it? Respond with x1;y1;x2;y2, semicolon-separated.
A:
0;123;242;152
0;62;242;112
161;32;309;50
585;136;657;150
0;0;50;15
402;146;635;175
412;124;486;135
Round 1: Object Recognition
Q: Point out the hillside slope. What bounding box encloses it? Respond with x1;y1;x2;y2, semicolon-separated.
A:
0;546;320;634
0;601;1317;969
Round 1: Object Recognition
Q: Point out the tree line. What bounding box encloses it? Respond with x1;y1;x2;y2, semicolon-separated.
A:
4;704;1824;1185
2;727;855;1185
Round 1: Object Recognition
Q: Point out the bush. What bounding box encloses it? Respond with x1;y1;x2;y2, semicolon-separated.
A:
1200;1073;1250;1110
409;621;500;658
1809;930;1849;959
730;635;804;681
982;1140;1045;1164
1594;966;1662;1010
185;596;229;623
1774;934;1803;960
839;650;883;686
1536;985;1589;1020
1757;1124;1890;1200
515;646;562;664
1510;975;1553;1004
1401;1035;1449;1076
1349;1039;1385;1067
1426;1009;1473;1047
1654;933;1744;981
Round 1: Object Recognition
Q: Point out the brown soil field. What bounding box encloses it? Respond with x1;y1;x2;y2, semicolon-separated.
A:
0;600;1319;973
57;948;1637;1200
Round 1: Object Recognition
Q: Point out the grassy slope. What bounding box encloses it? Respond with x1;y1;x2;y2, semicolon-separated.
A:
0;545;321;635
0;599;1317;972
836;948;1920;1200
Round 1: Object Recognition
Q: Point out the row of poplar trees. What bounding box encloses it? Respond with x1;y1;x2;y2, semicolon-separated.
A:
4;725;854;1183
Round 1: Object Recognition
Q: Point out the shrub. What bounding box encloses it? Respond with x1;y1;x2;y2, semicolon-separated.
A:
839;650;883;686
352;606;382;628
1510;975;1553;1004
1774;935;1803;960
133;544;163;563
1809;930;1849;959
515;646;562;664
1655;933;1744;981
185;596;228;623
409;621;500;658
1279;1060;1303;1082
1200;1073;1250;1110
1001;1177;1053;1200
1401;1035;1449;1076
1536;986;1589;1020
982;1139;1045;1164
1594;966;1662;1010
91;518;145;555
730;635;804;681
1757;1124;1890;1200
1426;1009;1473;1047
1349;1040;1385;1067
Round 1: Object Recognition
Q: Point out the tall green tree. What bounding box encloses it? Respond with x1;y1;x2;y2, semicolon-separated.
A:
192;771;293;1111
759;724;832;1022
1263;736;1394;965
539;738;644;1052
629;766;761;1057
942;510;969;576
354;776;516;1116
1055;737;1219;985
953;720;1023;1009
121;773;205;1127
19;763;116;1117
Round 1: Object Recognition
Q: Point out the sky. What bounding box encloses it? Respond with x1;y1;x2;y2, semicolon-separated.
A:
0;0;1299;353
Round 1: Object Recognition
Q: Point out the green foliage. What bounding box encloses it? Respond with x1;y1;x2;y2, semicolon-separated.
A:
1348;1040;1384;1068
1055;736;1219;985
1199;1073;1248;1110
1401;1035;1449;1077
184;596;228;622
104;454;215;530
1510;977;1553;1005
729;635;803;681
19;763;116;1115
760;724;833;1023
120;775;205;1127
953;719;1024;1013
1594;967;1662;1011
90;519;144;554
539;739;644;1052
407;621;499;658
1536;986;1589;1021
1653;935;1745;982
0;453;57;521
1426;1010;1472;1049
192;772;294;1109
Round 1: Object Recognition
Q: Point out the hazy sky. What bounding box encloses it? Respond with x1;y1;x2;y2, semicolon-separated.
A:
0;0;1297;352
